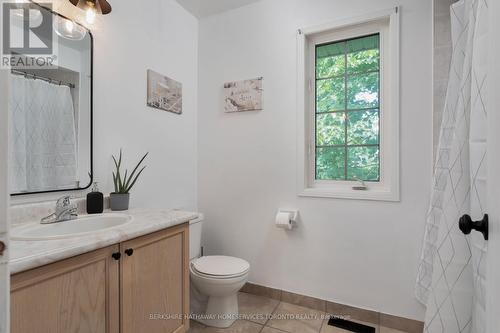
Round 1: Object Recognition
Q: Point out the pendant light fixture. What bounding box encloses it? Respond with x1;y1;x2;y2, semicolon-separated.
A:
53;16;87;40
68;0;112;24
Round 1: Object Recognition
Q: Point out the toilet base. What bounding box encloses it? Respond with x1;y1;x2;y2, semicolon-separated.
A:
195;293;238;328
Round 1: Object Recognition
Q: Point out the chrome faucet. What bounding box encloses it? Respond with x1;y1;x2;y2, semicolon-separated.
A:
41;196;78;224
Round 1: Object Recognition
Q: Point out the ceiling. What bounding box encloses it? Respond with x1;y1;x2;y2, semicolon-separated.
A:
176;0;260;18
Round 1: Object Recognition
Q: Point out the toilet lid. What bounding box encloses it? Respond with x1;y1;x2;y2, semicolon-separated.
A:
191;256;250;277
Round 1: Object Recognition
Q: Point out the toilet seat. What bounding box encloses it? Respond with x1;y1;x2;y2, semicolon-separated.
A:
191;256;250;279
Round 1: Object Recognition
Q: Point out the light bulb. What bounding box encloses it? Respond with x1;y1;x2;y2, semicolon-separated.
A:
86;7;96;24
53;16;87;40
65;20;74;33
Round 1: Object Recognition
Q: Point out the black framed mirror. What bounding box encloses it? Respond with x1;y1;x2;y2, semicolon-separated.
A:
8;2;93;196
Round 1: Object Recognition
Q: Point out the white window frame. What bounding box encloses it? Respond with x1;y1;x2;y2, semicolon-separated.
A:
297;8;400;201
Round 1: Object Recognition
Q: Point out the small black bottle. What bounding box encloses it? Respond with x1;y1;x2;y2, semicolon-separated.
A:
87;182;104;214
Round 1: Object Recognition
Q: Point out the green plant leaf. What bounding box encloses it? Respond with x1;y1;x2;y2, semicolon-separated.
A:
125;166;147;193
112;149;122;169
123;152;149;191
112;171;118;193
122;169;128;190
118;149;122;169
117;168;124;192
112;150;148;194
112;150;126;193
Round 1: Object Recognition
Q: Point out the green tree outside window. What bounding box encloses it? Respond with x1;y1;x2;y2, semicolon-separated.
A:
315;34;381;181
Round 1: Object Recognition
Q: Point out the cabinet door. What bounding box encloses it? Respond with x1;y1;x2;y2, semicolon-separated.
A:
10;245;120;333
120;223;189;333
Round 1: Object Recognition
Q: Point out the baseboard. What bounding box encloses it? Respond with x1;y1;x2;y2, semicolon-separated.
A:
241;282;424;333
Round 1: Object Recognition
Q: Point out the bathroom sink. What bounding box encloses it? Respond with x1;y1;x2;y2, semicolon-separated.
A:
11;214;132;240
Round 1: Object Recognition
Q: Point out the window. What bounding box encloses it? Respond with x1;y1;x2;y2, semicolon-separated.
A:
297;9;400;201
315;34;380;181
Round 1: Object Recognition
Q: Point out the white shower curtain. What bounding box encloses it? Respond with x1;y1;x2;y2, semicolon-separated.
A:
9;75;78;193
415;0;488;332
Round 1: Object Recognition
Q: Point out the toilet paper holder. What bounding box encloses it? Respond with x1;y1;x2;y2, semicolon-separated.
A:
279;210;298;222
276;209;298;229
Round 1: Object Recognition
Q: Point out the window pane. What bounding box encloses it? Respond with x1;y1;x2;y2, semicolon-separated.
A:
316;113;345;146
316;42;345;79
347;72;379;109
347;110;379;145
316;40;345;58
347;49;379;74
316;77;345;113
347;35;379;74
316;147;345;180
314;34;381;183
347;146;379;181
316;55;345;78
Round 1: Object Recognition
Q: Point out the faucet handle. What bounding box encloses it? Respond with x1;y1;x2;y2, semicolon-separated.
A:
56;195;72;208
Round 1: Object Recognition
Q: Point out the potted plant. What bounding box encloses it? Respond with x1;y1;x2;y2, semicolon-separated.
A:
110;149;148;211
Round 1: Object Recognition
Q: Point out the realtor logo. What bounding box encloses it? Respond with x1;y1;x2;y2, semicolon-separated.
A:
1;1;57;69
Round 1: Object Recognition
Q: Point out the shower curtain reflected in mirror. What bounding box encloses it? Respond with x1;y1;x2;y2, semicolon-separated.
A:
9;75;78;193
416;0;488;332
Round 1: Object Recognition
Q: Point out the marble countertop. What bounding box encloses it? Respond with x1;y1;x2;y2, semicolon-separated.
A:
9;208;199;274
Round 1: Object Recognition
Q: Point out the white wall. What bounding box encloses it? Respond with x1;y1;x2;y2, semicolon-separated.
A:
197;0;432;321
94;0;198;209
92;0;198;211
11;0;199;211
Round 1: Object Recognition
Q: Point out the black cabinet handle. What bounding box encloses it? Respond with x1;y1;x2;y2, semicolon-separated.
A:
0;241;5;256
112;252;121;260
459;214;488;240
125;249;134;256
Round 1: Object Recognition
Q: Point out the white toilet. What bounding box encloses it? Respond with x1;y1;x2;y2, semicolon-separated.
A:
189;216;250;328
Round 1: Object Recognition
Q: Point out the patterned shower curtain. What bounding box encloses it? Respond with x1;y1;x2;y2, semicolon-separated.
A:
9;75;78;193
415;0;488;332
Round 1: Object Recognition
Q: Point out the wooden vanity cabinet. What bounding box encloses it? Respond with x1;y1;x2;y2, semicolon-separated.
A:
120;224;190;333
10;223;190;333
10;244;120;333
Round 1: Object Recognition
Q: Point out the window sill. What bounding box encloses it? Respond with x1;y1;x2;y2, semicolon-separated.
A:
298;186;399;202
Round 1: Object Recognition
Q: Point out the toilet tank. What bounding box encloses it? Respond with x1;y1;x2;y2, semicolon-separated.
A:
189;214;204;260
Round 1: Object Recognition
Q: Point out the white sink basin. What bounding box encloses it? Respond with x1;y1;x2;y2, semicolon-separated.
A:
11;214;132;240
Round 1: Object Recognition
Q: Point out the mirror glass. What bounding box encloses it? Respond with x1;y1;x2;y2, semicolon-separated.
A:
8;4;92;195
